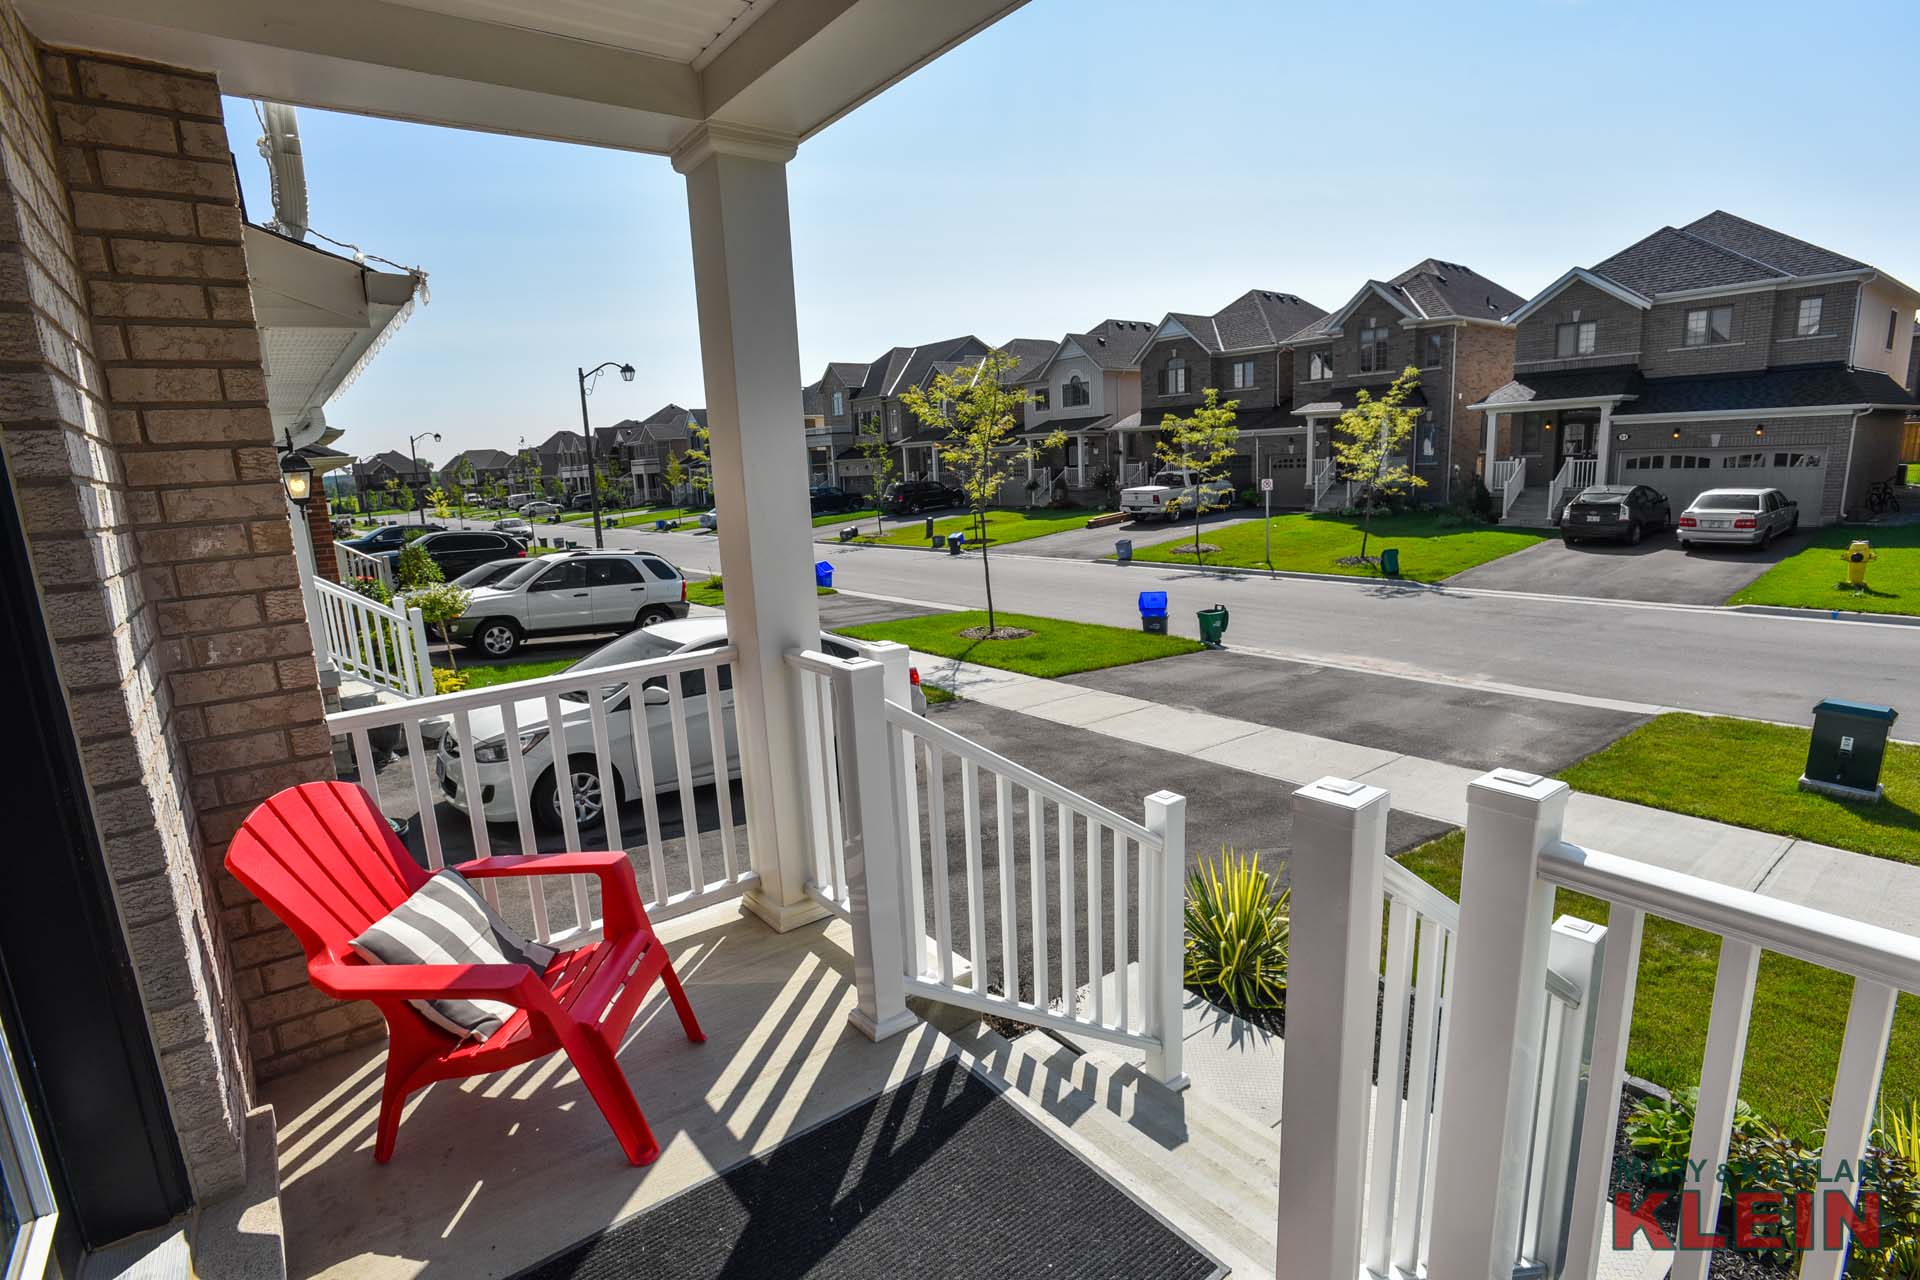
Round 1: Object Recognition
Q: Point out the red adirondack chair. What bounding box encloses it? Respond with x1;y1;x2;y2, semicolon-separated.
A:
225;780;703;1167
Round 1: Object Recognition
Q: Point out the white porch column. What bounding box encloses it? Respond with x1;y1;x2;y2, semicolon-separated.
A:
1596;403;1614;483
674;124;825;931
1484;410;1500;482
286;494;338;692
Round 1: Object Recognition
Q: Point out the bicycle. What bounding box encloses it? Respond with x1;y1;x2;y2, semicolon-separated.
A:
1865;480;1903;515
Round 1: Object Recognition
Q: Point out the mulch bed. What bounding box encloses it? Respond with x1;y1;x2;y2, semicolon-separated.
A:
1166;544;1221;556
957;626;1033;640
1333;555;1383;568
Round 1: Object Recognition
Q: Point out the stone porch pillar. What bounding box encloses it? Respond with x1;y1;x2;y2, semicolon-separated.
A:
674;124;827;931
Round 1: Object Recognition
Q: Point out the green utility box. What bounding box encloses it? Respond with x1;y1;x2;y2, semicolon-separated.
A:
1799;698;1897;802
1197;604;1229;647
1380;547;1400;578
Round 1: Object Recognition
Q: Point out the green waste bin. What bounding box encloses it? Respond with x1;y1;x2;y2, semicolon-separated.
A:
1800;698;1897;801
1380;547;1400;578
1197;604;1229;647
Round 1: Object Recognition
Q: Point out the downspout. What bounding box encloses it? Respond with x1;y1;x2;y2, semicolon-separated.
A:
1840;408;1865;519
1447;324;1460;505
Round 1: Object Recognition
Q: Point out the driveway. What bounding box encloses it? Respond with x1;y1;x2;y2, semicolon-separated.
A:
999;509;1265;561
1446;526;1812;604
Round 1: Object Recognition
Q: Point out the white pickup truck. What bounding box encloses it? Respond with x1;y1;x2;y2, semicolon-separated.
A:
1119;469;1237;521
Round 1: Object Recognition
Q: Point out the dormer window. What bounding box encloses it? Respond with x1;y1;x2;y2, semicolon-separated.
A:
1684;305;1734;347
1358;323;1390;373
1064;375;1090;407
1162;358;1188;395
1308;350;1335;381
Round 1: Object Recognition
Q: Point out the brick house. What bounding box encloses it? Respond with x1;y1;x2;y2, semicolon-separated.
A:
1475;211;1920;526
1016;319;1153;502
1120;289;1327;494
602;402;706;501
351;448;430;506
818;335;989;487
1283;261;1523;510
437;446;511;494
532;427;590;496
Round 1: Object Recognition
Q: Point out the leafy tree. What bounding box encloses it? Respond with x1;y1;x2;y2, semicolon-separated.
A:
901;349;1060;635
595;456;625;511
404;581;472;672
381;477;406;514
680;419;712;505
395;541;443;591
542;475;564;502
426;484;452;521
1155;388;1241;562
1329;365;1426;561
334;494;359;516
853;411;896;534
454;459;477;516
662;451;685;505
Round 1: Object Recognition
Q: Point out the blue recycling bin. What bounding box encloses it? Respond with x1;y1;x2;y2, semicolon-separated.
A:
654;518;669;531
1138;590;1169;635
949;532;965;556
814;561;834;590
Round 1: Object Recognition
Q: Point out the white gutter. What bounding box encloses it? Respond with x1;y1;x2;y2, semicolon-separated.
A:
1610;403;1912;423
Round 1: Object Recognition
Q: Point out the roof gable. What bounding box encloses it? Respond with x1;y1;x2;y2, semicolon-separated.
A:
1507;267;1653;326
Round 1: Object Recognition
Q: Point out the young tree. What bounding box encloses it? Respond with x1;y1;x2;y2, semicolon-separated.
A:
425;483;453;522
542;475;565;502
662;452;685;506
595;456;625;513
853;411;896;534
1329;365;1426;562
454;458;477;517
381;476;405;514
1155;388;1241;562
680;419;713;505
901;349;1061;635
404;581;472;672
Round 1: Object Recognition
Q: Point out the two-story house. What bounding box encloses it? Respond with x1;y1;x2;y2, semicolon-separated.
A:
1121;289;1327;495
818;336;990;488
437;447;513;494
1475;211;1919;527
533;428;591;496
352;449;432;507
603;403;707;501
1284;261;1523;510
1017;319;1154;501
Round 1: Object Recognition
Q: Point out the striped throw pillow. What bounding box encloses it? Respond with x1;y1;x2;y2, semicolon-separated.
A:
350;869;560;1041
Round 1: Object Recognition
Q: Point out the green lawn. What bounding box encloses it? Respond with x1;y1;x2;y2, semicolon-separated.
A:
1562;713;1920;866
856;508;1101;550
1127;512;1548;582
1398;831;1920;1136
835;610;1201;678
920;683;958;705
813;508;878;528
1727;524;1920;616
611;506;703;529
685;576;833;608
454;658;574;690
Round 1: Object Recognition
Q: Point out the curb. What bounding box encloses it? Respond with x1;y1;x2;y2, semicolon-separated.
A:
1729;604;1920;628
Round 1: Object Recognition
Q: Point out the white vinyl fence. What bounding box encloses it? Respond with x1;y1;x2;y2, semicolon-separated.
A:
1492;456;1528;520
1547;457;1599;527
313;577;433;699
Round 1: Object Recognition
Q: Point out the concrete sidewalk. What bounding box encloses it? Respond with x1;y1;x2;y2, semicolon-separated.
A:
910;652;1920;937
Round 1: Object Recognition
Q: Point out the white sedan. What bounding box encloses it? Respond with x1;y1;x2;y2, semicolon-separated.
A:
436;618;926;832
519;500;561;518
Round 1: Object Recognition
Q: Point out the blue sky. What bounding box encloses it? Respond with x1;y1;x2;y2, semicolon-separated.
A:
224;0;1920;461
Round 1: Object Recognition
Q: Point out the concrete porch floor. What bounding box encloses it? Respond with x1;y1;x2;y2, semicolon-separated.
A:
265;901;959;1280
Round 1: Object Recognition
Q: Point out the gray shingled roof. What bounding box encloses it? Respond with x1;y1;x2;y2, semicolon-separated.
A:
1681;211;1865;278
1388;259;1526;321
995;338;1058;383
1214;289;1326;350
1591;212;1867;297
802;380;823;416
1476;369;1645;409
1068;319;1156;369
1620;363;1915;416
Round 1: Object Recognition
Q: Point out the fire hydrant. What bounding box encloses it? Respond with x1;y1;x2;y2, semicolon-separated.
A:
1845;540;1876;587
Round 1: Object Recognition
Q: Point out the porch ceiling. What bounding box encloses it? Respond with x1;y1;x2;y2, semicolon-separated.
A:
24;0;1029;153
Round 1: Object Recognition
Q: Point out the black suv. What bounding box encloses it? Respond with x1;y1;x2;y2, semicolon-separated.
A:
341;523;443;553
382;529;528;578
882;480;965;514
809;485;858;514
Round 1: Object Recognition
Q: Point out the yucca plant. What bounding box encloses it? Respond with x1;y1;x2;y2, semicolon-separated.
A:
1183;850;1289;1012
1862;1099;1920;1280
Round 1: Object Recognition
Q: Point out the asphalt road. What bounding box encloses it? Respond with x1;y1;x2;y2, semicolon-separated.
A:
463;514;1920;729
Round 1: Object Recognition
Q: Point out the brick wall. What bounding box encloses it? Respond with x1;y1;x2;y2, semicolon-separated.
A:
1514;278;1643;372
307;487;336;583
1639;295;1774;378
1138;335;1209;413
1448;323;1518;493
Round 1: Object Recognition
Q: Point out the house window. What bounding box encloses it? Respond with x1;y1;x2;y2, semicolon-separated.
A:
1064;375;1090;406
1229;360;1256;389
1032;386;1049;411
1555;321;1596;357
1795;297;1823;338
1358;324;1390;373
831;390;844;415
888;405;900;435
1683;305;1734;347
1308;349;1334;381
1888;307;1900;351
1163;358;1188;395
1422;332;1445;367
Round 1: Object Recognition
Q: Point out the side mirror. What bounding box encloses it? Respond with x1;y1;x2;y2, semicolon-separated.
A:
642;685;671;707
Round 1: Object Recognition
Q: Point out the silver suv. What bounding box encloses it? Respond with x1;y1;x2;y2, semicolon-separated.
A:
447;551;689;657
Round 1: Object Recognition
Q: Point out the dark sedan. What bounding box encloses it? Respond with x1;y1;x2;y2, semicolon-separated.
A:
1561;485;1671;546
340;522;443;554
809;485;859;514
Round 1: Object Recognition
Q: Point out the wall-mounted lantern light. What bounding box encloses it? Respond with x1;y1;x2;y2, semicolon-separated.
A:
280;451;313;506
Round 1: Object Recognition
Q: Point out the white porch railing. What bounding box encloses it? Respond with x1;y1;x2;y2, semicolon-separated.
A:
1312;457;1336;508
334;540;394;591
1121;461;1151;488
1492;456;1527;520
1279;768;1920;1280
1547;458;1598;526
314;577;433;698
789;643;1189;1085
324;645;752;947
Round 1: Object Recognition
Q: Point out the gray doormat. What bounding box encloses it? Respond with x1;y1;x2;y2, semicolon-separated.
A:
510;1058;1224;1279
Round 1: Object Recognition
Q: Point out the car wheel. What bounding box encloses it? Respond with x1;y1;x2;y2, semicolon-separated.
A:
474;619;521;658
1562;536;1580;547
532;757;619;833
634;604;673;628
1627;521;1643;546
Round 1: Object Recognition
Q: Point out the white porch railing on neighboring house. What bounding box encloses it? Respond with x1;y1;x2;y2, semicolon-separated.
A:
1120;461;1151;488
1546;458;1598;527
324;645;753;947
314;577;433;698
334;541;394;591
1491;456;1527;520
1278;768;1920;1280
789;643;1189;1085
1311;457;1337;509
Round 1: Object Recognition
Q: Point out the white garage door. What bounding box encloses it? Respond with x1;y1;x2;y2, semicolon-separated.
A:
1617;447;1827;517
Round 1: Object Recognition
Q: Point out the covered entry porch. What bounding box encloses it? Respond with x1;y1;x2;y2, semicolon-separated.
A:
1471;369;1643;524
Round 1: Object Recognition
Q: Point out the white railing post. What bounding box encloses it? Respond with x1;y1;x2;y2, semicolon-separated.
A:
1801;977;1897;1280
1143;790;1188;1091
831;657;916;1041
407;604;434;696
1427;768;1566;1280
1274;776;1390;1280
1532;916;1608;1276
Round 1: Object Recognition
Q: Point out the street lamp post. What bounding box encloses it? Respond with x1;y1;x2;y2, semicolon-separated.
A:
407;429;441;524
577;360;635;549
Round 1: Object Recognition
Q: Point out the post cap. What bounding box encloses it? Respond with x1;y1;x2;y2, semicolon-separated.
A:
1467;767;1570;818
1291;776;1388;822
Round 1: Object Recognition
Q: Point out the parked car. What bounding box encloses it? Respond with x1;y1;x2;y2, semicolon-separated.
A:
1119;470;1236;521
697;509;719;531
809;485;857;514
340;522;443;553
492;516;533;537
1561;485;1672;546
436;617;926;831
448;551;690;658
881;480;964;515
568;492;597;511
379;530;528;581
1676;488;1799;549
519;500;561;518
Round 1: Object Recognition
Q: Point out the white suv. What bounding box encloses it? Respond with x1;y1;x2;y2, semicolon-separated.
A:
447;551;689;657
